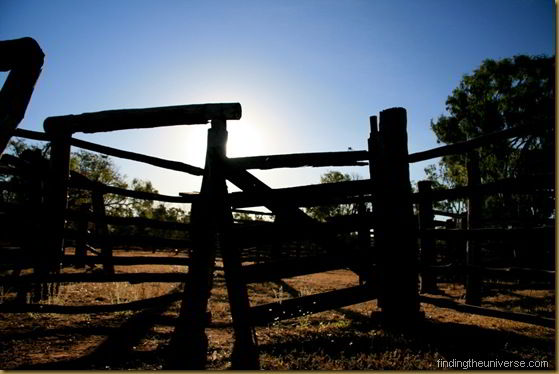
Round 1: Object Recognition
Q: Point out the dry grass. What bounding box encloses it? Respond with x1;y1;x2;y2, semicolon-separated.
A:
0;251;555;370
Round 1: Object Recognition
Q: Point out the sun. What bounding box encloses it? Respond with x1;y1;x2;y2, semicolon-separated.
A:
226;122;265;158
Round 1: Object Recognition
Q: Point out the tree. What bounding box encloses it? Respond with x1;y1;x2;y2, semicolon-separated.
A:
306;170;361;222
428;55;555;221
68;150;129;215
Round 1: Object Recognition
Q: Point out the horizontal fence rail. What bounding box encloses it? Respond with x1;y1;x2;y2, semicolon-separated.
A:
43;102;242;134
66;209;191;231
69;171;196;203
0;272;189;286
228;179;373;208
0;290;183;314
227;150;369;170
408;122;543;163
249;284;376;326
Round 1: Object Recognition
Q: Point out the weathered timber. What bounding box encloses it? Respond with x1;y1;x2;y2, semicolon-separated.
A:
0;272;188;285
408;123;545;163
0;254;190;268
227;150;369;170
231;208;275;216
225;165;314;224
92;191;114;274
422;263;555;282
70;137;204;175
474;265;555;282
411;173;554;203
231;214;374;248
432;209;464;219
465;151;482;306
420;226;555;240
0;38;44;154
372;107;420;325
43;103;242;134
227;178;373;209
64;230;192;249
214;120;260;369
13;128;51;142
74;204;89;269
66;209;191;231
69;171;195;203
250;284;376;326
241;254;363;283
0;290;183;314
420;295;554;328
418;181;437;293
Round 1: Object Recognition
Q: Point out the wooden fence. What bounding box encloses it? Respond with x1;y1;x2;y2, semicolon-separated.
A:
0;103;554;369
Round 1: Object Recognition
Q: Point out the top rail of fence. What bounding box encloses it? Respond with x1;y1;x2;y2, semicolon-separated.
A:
43;102;242;134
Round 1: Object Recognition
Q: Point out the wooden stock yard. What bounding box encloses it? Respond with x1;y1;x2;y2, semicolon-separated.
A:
0;102;555;369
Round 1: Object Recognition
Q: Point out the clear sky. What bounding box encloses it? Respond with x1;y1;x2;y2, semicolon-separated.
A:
1;0;555;199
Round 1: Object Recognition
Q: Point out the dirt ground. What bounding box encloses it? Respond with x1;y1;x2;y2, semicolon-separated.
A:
0;250;555;370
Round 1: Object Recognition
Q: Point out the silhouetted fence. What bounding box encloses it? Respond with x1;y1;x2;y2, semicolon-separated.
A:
0;103;554;369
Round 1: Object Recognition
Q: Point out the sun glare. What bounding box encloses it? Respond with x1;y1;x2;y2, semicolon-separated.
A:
227;122;265;158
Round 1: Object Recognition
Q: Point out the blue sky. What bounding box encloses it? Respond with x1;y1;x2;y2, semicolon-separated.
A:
1;0;555;198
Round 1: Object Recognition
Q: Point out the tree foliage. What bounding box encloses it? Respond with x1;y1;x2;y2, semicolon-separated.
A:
306;170;361;222
3;139;189;224
427;55;555;220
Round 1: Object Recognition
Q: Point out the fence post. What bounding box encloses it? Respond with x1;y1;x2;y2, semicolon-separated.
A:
418;180;437;293
92;191;114;275
465;150;482;306
167;118;258;369
214;119;260;369
42;133;70;299
74;203;89;269
370;107;420;326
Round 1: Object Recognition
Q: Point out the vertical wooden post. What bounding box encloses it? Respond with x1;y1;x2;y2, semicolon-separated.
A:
215;119;259;369
367;115;378;277
370;107;420;326
465;151;482;306
357;197;371;285
418;180;437;293
41;133;70;300
92;191;113;275
74;203;89;269
168;118;258;369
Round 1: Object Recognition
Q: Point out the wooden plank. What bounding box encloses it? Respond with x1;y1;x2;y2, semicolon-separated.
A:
227;150;369;170
13;128;51;142
70;137;204;176
69;171;195;203
231;209;275;216
231;214;373;247
432;209;464;219
0;272;188;285
420;295;554;328
0;37;45;154
79;233;192;249
241;254;362;283
225;166;314;224
420;226;554;240
65;209;191;231
249;284;376;326
408;123;543;163
43;103;242;134
0;290;183;314
227;178;373;209
0;254;190;267
413;173;554;203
